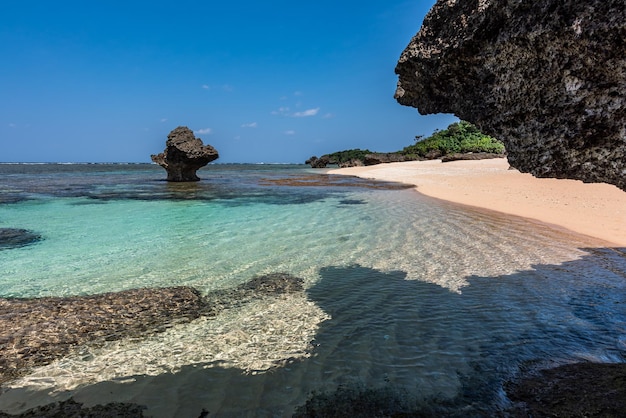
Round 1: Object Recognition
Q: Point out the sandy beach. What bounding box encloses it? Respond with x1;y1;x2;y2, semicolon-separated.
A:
330;158;626;247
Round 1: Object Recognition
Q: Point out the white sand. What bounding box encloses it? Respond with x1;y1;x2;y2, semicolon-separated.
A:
330;159;626;247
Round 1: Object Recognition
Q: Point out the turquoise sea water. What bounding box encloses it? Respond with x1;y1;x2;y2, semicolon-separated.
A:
0;163;625;416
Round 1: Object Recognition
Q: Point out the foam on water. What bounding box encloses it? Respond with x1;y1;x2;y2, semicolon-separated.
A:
0;164;624;416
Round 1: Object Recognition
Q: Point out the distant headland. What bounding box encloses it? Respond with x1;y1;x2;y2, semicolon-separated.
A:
307;121;505;168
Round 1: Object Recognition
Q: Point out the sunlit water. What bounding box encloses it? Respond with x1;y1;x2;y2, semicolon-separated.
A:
0;163;624;416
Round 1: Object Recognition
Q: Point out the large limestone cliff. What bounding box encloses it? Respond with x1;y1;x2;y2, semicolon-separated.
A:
395;0;625;190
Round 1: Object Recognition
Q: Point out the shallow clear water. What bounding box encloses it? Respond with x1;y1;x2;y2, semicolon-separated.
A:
0;164;625;416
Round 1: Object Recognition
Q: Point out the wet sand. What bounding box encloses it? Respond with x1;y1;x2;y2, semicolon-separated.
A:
330;158;626;247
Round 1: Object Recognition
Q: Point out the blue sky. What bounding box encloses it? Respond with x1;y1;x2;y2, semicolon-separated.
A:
0;1;456;163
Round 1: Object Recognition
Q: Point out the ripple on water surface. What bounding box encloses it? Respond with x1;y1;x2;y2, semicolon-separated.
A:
0;164;624;416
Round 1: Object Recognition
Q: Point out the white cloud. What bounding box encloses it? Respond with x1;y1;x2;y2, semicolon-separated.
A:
201;84;233;92
271;107;290;116
272;106;321;118
284;130;296;135
195;128;212;135
8;123;16;128
293;108;320;118
294;91;303;96
322;113;334;119
241;122;258;128
160;118;168;123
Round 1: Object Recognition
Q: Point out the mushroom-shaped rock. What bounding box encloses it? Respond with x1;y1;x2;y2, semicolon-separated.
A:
395;0;626;191
151;126;219;182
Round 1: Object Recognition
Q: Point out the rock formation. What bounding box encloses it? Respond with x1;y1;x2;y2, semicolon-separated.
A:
363;153;411;166
306;153;413;168
0;272;303;384
0;228;42;250
395;0;626;190
151;126;219;181
441;152;506;162
339;159;364;168
306;155;332;168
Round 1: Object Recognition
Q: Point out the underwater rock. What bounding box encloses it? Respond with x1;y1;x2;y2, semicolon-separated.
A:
151;126;219;182
0;228;41;250
505;362;626;416
0;398;147;418
293;385;421;417
259;174;413;190
0;286;209;384
239;272;304;295
395;0;626;190
0;273;305;384
204;272;304;314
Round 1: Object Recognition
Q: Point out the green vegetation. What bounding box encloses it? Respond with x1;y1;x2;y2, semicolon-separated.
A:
308;122;505;167
325;149;373;164
399;121;505;159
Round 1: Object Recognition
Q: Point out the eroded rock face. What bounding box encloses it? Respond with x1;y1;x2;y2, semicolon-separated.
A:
151;126;219;181
306;155;332;168
395;0;626;190
363;153;411;166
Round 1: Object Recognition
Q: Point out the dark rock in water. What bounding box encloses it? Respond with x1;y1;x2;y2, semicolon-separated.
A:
0;398;147;418
338;199;366;205
441;153;507;163
0;228;42;250
293;384;421;418
0;286;209;384
238;272;304;295
505;362;626;416
259;174;413;190
0;273;304;384
204;272;304;314
395;0;626;190
151;126;219;182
